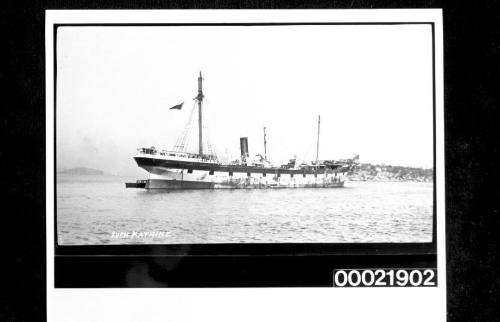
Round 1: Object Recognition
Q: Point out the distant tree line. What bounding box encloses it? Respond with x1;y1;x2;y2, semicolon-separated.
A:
349;163;433;182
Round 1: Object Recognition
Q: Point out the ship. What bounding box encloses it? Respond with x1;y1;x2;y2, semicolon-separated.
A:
128;72;359;189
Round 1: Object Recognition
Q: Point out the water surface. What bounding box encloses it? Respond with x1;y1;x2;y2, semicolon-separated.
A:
57;174;433;244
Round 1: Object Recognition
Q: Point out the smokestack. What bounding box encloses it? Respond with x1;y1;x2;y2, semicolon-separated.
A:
240;137;249;161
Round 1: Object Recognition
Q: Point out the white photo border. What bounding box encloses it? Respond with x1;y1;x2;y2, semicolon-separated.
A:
46;9;445;322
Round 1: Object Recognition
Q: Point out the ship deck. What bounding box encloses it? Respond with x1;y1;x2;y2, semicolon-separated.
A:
134;155;349;175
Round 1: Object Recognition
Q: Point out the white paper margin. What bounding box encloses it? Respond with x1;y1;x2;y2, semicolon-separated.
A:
46;9;445;322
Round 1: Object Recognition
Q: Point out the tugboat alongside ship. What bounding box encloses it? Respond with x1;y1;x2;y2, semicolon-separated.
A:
127;72;359;190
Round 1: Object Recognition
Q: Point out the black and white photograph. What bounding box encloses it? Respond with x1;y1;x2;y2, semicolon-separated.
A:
45;9;446;322
55;23;434;246
6;1;500;321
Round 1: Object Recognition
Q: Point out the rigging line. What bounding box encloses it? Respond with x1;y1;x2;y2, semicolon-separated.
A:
203;98;212;150
200;98;218;157
174;101;196;152
301;136;314;164
202;91;220;158
199;103;211;155
183;101;197;153
174;120;188;151
206;134;216;156
301;120;319;163
174;102;194;149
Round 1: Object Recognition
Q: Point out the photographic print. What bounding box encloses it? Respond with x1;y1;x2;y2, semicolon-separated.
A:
55;23;434;245
46;10;446;322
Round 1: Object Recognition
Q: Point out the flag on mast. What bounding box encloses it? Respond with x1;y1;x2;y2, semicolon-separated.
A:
169;102;184;110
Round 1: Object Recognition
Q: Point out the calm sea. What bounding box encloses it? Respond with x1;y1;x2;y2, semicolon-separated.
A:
56;174;433;245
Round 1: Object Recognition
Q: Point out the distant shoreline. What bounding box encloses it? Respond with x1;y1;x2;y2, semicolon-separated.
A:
348;163;433;183
57;167;104;176
57;163;433;183
347;177;432;183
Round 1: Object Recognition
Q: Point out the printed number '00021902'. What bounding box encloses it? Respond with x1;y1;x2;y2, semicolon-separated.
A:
333;269;437;287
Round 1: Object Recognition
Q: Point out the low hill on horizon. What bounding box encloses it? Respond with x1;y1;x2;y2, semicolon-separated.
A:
58;167;104;175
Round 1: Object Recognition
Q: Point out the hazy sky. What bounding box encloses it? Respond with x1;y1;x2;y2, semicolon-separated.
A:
56;24;434;176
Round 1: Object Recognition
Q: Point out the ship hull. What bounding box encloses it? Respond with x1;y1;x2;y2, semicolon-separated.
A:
147;179;215;189
134;155;347;190
144;178;343;189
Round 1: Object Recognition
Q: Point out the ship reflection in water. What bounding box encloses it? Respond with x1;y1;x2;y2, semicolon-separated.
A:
57;175;433;245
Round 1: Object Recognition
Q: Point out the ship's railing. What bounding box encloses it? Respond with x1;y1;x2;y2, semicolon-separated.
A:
157;150;219;163
137;147;220;163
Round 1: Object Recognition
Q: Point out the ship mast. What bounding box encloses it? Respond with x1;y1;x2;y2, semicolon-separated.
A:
196;72;204;156
263;126;267;161
316;115;320;165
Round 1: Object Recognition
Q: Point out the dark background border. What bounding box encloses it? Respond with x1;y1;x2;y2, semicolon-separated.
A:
2;1;499;322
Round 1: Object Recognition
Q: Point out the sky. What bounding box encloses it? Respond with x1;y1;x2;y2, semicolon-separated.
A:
56;24;434;176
